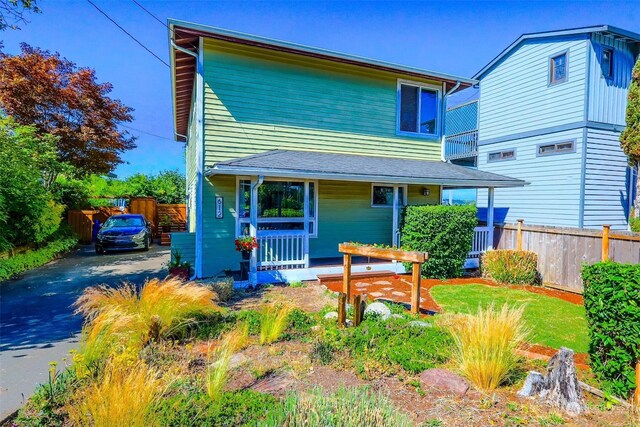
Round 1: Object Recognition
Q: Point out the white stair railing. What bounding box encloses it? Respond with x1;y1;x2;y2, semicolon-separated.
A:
257;230;306;270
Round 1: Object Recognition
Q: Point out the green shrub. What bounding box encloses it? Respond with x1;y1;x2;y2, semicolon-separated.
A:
582;261;640;398
262;387;413;427
154;390;281;426
400;205;477;278
630;210;640;232
0;229;78;281
262;208;303;218
481;250;538;285
207;276;234;302
321;315;451;375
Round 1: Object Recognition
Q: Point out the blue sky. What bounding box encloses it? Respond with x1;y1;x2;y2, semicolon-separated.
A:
4;0;639;177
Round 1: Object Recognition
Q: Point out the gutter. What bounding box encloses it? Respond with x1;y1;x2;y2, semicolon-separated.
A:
441;81;462;162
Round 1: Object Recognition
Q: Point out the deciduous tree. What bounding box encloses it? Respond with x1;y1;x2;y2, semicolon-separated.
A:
621;57;640;222
0;0;40;30
0;44;136;177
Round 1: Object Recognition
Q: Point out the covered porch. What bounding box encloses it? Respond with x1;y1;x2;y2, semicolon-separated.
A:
205;150;525;285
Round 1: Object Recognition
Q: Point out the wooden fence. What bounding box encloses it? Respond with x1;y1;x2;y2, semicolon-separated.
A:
495;221;640;292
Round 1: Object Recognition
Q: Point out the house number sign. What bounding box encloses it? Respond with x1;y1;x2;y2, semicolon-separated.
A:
215;196;224;219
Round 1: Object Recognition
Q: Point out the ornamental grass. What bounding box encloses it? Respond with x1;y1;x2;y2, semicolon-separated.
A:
205;323;250;401
259;302;294;345
445;303;528;391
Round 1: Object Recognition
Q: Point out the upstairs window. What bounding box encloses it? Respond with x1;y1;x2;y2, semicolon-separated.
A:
602;48;614;78
549;52;568;85
398;81;439;136
487;149;516;163
537;141;575;156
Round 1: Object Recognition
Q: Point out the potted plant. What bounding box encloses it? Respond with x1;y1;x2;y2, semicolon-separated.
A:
168;250;191;280
159;214;172;233
235;236;259;281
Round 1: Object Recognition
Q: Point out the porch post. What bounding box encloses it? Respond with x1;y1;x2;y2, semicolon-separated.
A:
487;187;495;250
249;176;262;285
392;186;399;247
303;181;310;267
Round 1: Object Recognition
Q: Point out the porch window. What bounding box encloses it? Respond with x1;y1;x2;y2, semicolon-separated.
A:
237;180;317;237
371;184;407;207
549;52;568;85
397;80;440;137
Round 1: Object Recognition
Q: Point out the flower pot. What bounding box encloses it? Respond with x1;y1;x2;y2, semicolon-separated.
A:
169;266;190;280
239;251;250;281
162;225;172;233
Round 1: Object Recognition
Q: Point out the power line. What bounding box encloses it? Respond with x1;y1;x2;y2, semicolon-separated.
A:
86;0;169;68
120;123;176;142
131;0;168;30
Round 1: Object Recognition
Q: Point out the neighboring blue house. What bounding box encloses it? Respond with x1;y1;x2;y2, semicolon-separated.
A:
446;25;639;230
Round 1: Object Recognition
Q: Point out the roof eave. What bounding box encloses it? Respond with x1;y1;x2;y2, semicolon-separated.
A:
205;165;527;188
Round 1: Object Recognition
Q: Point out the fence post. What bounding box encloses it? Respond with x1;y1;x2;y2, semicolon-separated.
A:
411;262;421;315
337;292;347;327
343;253;352;302
601;225;610;261
635;361;640;407
353;294;362;327
516;219;524;251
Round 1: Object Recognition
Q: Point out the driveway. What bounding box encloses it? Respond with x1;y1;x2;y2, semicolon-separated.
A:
0;244;170;420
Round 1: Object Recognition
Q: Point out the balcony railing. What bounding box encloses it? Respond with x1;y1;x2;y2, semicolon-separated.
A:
444;130;478;161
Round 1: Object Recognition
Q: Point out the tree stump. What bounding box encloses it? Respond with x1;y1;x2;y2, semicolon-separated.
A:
518;347;586;416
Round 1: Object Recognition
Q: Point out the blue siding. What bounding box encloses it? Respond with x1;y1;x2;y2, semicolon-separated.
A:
583;128;630;230
587;33;637;126
478;129;584;227
478;36;588;141
445;101;478;135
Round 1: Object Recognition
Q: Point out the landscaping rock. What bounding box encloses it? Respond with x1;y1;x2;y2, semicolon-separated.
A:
419;368;470;396
409;320;432;328
345;319;354;327
363;302;391;320
229;353;246;369
388;314;404;320
324;311;338;320
518;371;545;397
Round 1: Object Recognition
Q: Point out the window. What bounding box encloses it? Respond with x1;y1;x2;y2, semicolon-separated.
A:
549;52;568;85
537;141;575;156
398;81;439;136
371;184;407;207
487;149;516;163
237;179;317;237
602;48;614;78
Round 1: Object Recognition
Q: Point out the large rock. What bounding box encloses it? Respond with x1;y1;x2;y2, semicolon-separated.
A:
324;311;338;320
363;302;391;320
517;371;545;397
419;368;470;396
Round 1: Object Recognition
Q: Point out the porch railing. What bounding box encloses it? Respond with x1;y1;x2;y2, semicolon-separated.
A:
257;230;306;270
467;226;493;267
444;130;478;161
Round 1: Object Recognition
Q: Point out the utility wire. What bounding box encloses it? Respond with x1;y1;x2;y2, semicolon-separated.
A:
120;123;176;142
86;0;170;68
131;0;169;30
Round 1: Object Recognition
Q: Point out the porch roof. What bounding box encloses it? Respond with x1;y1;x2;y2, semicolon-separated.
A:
206;150;527;188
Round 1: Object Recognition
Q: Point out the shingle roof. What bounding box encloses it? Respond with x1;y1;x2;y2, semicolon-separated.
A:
207;150;526;188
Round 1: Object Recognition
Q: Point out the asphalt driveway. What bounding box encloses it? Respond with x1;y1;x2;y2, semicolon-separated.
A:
0;244;170;420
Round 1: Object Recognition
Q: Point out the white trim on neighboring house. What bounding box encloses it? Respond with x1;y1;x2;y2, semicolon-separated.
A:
395;79;442;139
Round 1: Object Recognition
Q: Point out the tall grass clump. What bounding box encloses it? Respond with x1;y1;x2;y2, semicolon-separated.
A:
206;324;250;401
262;386;413;426
66;361;164;427
482;250;539;285
74;277;220;365
259;302;294;345
445;303;528;391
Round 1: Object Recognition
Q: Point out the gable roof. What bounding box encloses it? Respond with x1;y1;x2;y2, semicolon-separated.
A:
168;19;477;142
207;150;526;188
473;25;640;80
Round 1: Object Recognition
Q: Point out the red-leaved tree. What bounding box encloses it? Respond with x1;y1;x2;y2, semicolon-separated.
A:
0;43;136;176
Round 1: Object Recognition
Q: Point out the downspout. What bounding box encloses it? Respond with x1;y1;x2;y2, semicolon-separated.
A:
171;37;202;281
441;81;462;162
249;176;264;286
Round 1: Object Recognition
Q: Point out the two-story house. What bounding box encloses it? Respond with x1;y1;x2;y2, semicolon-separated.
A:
168;20;524;283
469;26;640;230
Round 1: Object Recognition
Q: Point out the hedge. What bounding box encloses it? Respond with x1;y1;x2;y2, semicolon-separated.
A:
582;261;640;398
481;250;539;285
400;205;477;279
0;230;78;281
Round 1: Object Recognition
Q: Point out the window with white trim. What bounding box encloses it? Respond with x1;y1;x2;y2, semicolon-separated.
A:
397;81;440;136
487;149;516;163
237;179;317;237
371;184;407;207
537;141;575;156
549;52;567;85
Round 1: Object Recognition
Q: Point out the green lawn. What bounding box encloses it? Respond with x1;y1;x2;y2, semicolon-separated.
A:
430;284;589;353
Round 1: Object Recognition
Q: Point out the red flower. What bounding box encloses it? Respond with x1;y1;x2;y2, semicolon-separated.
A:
235;236;259;252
